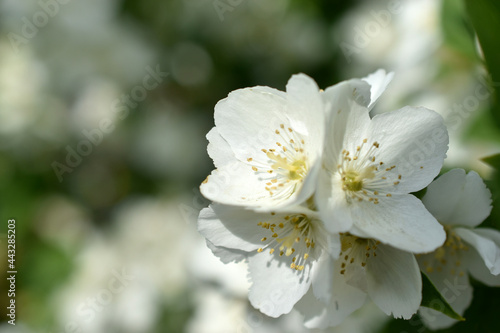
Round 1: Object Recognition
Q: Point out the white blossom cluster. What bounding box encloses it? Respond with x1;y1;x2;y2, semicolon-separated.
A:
197;70;500;329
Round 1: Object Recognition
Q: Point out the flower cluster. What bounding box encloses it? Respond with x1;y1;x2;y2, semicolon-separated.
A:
197;70;500;328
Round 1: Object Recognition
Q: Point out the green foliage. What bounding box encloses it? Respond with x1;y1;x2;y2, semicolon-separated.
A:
481;153;500;169
20;239;73;296
479;153;500;230
465;0;500;128
420;272;465;321
153;293;195;333
441;0;477;61
463;106;500;143
17;238;73;327
381;277;500;333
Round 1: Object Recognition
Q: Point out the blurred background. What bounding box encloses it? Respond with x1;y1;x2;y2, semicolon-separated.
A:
1;0;500;332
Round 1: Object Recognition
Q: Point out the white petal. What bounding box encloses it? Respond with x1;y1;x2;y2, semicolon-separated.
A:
457;227;500;275
423;169;492;227
296;259;367;328
200;161;295;208
248;250;313;317
285;73;324;156
197;205;271;252
450;171;492;227
366;106;449;194
322;77;372;111
214;86;288;163
281;159;321;212
474;228;500;271
319;96;380;234
326;231;342;259
310;252;334;303
321;85;371;170
295;289;332;329
329;260;368;323
200;160;262;206
202;140;320;211
344;260;368;293
366;244;421;319
350;194;446;253
321;103;447;197
422;169;467;224
462;246;500;286
316;169;354;233
206;127;234;168
206;240;247;264
362;69;394;109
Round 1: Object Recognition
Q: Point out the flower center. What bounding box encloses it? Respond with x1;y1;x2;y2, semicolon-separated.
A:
256;212;325;271
289;159;308;180
419;225;469;276
338;139;403;204
342;170;364;192
339;234;380;274
246;124;309;198
267;151;307;181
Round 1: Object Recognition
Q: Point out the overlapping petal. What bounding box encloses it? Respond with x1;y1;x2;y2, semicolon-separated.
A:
205;240;247;264
362;69;394;110
422;169;492;227
248;250;315;317
362;106;448;194
206;127;234;169
198;204;270;252
365;243;421;319
456;227;500;275
349;194;445;253
296;259;367;328
462;247;500;286
213;85;288;163
316;171;355;233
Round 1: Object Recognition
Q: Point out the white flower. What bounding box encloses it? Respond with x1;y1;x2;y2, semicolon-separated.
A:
197;69;410;320
416;169;500;329
197;203;338;317
200;70;392;211
296;233;422;328
200;74;325;211
317;84;449;253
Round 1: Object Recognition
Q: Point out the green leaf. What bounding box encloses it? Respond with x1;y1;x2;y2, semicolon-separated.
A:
481;153;500;169
421;272;465;321
465;0;500;128
480;154;500;231
441;0;477;60
380;278;500;333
